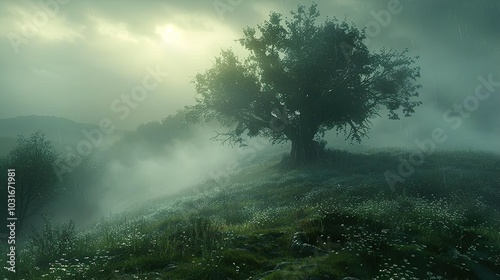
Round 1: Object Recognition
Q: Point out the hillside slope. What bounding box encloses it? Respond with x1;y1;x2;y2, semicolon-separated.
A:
2;149;500;279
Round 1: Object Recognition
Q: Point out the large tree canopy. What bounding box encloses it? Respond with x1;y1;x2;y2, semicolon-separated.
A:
186;3;421;165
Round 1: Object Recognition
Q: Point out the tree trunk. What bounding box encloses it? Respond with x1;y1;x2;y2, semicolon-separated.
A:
289;136;322;166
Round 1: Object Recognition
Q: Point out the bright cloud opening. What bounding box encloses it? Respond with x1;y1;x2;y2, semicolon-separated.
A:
156;24;181;45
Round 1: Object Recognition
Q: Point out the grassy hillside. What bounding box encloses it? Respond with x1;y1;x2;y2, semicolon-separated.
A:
1;149;500;279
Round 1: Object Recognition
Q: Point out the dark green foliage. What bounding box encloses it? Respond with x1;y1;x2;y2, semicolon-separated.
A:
220;249;266;272
0;131;59;231
166;216;223;258
187;3;421;164
29;216;76;267
135;110;194;146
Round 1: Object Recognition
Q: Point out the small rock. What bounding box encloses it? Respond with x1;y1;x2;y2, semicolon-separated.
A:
291;232;328;257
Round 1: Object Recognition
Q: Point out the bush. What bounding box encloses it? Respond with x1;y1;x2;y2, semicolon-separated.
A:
29;215;76;266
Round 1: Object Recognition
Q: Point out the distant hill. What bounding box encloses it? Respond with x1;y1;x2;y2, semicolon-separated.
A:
0;115;128;156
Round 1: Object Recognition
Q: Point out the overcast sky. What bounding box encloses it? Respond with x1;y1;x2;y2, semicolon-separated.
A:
0;0;499;151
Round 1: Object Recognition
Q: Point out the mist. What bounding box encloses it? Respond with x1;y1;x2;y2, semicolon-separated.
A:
97;127;287;215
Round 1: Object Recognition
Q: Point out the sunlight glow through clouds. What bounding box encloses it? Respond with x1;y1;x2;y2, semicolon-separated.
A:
152;18;243;58
156;24;181;45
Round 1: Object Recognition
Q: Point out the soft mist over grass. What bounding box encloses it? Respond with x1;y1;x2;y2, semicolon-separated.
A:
96;123;288;215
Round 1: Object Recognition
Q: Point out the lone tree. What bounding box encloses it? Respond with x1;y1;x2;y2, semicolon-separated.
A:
186;4;421;165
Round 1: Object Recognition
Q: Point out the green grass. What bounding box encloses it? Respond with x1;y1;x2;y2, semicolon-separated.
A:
1;148;500;279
